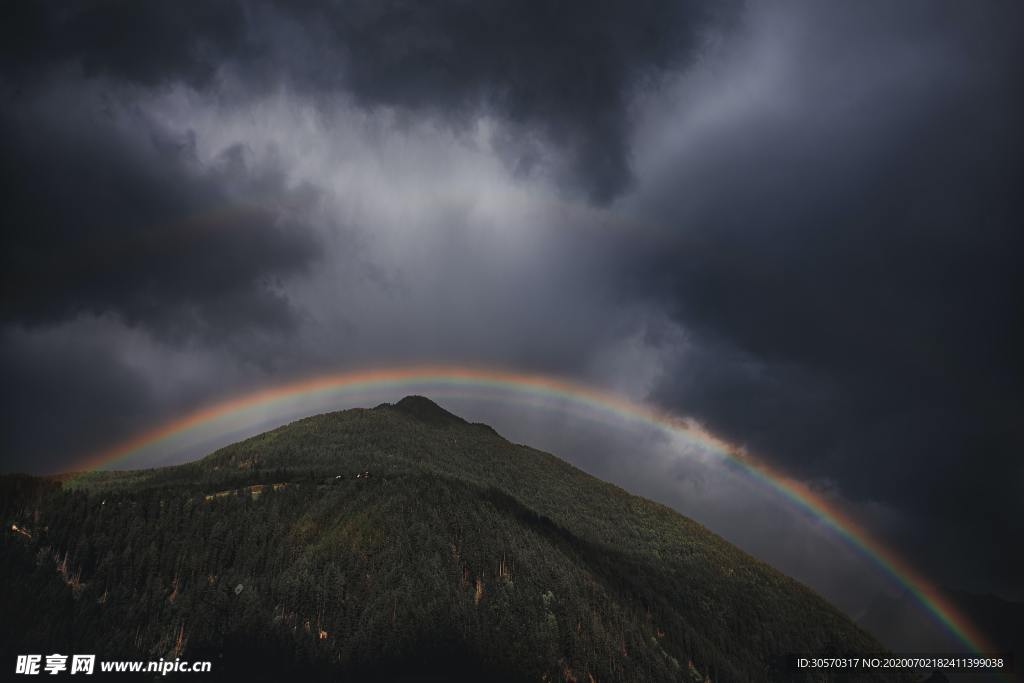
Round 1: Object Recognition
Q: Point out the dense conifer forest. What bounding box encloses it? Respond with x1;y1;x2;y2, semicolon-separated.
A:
1;397;900;681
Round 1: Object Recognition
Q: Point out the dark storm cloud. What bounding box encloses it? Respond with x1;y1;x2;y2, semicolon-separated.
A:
2;0;735;202
0;86;320;338
0;57;323;472
625;1;1023;594
0;1;252;89
284;0;734;201
0;323;157;473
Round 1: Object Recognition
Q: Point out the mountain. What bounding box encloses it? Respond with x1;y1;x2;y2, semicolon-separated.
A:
1;396;900;681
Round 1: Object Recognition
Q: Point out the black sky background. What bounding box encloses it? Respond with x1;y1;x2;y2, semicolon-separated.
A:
2;0;1022;627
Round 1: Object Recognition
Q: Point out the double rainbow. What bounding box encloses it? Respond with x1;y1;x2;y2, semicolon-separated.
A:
71;365;995;656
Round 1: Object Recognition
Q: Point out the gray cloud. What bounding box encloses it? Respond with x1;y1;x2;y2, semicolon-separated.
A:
1;81;321;338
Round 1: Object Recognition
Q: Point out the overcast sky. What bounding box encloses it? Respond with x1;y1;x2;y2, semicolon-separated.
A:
2;0;1021;640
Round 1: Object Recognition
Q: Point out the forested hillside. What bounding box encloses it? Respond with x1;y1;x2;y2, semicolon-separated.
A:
1;397;897;681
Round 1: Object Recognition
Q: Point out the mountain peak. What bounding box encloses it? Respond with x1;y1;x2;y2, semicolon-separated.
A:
392;395;465;426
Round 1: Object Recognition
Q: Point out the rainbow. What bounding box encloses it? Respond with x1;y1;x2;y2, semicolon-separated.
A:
71;365;996;656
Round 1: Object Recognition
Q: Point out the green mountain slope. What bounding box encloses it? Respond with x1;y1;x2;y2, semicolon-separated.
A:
1;397;896;681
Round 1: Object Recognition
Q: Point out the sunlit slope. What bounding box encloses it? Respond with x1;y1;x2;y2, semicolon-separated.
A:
1;396;895;682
